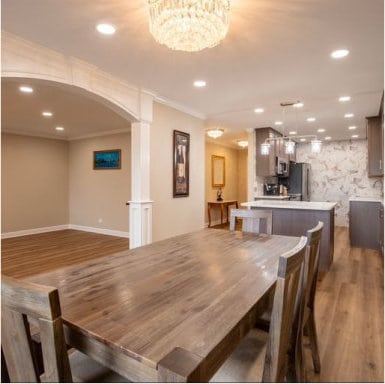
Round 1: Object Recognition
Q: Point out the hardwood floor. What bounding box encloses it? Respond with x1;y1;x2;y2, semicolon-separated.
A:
306;226;384;383
1;230;129;279
1;226;383;382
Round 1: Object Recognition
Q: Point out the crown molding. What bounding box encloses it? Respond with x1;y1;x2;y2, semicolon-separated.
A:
154;96;206;120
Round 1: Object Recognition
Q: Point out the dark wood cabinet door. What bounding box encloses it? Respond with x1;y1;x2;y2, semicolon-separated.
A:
349;201;381;250
367;116;383;177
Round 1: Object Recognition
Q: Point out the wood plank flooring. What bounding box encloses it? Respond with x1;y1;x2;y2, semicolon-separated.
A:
1;226;383;382
1;230;129;279
306;226;384;383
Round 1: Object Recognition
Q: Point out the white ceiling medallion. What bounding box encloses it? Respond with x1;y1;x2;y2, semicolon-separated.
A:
148;0;230;52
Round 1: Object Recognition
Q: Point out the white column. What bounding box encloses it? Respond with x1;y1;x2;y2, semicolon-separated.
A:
128;92;154;249
128;121;153;248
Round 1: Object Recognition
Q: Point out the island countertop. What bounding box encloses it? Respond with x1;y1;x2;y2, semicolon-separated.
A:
349;196;383;203
241;200;337;211
240;199;336;271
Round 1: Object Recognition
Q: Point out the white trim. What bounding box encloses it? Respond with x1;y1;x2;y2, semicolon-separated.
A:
1;129;69;141
1;225;70;239
154;95;206;120
1;224;130;239
3;128;132;142
68;128;131;141
68;224;130;238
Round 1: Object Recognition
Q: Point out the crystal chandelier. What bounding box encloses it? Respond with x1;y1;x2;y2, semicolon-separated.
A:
148;0;231;52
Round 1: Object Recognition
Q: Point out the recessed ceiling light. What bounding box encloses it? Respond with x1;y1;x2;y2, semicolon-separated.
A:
254;108;264;113
339;96;351;102
331;49;349;59
300;138;306;142
306;117;316;122
96;23;116;35
42;111;53;117
348;125;357;130
293;102;304;108
317;128;325;133
325;136;332;140
193;80;206;88
274;121;283;126
344;113;354;118
19;86;33;93
351;134;359;138
289;131;297;135
55;126;64;131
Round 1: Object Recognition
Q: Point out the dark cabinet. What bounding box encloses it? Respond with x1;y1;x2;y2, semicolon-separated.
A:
255;128;278;177
255;128;291;177
349;200;383;250
367;116;383;177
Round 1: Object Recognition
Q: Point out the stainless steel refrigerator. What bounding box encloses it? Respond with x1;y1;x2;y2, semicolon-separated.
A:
288;162;311;201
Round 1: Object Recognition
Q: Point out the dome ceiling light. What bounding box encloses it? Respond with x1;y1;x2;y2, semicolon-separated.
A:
206;128;224;139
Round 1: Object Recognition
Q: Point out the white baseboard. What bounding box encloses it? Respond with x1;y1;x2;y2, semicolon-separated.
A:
1;225;70;239
2;224;130;239
68;224;130;238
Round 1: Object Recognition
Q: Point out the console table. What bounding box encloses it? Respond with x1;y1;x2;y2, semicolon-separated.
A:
207;200;238;228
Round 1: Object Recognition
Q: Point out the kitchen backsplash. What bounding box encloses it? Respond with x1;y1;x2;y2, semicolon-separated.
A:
296;139;383;226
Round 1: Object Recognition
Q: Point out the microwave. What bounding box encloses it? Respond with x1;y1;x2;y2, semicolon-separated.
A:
276;157;289;176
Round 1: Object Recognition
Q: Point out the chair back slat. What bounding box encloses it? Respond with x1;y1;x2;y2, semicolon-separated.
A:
229;209;273;234
1;309;38;382
305;221;324;311
1;275;72;383
262;236;307;382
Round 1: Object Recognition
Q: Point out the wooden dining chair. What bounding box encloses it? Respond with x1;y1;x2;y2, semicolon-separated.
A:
211;236;307;382
1;275;127;383
229;208;273;234
297;221;324;379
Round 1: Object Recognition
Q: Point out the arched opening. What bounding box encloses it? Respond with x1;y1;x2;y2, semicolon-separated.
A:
2;77;134;238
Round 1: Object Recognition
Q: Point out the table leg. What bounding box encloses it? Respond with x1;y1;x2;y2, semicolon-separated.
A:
220;205;224;225
158;347;202;382
207;204;212;228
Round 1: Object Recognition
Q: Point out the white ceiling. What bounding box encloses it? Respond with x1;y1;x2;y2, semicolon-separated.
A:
2;0;384;146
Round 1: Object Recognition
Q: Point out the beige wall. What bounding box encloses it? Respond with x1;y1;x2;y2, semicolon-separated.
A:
151;102;205;241
205;142;248;223
1;133;69;232
69;133;131;232
2;106;205;240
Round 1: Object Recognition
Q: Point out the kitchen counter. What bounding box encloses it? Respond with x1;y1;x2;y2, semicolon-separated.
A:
241;199;336;271
242;200;337;211
253;195;290;200
349;196;383;203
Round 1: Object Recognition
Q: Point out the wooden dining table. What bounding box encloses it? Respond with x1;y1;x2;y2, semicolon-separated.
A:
25;229;300;382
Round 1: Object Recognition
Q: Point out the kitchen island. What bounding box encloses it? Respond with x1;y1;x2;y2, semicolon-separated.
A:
241;200;336;271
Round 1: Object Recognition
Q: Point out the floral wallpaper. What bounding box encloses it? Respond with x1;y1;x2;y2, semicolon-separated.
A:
296;140;383;226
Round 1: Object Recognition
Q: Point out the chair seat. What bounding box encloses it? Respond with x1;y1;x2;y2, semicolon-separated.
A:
70;350;128;383
211;329;268;382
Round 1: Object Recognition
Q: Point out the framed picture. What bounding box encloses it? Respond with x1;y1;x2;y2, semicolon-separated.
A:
93;149;121;169
173;130;190;197
212;155;225;187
